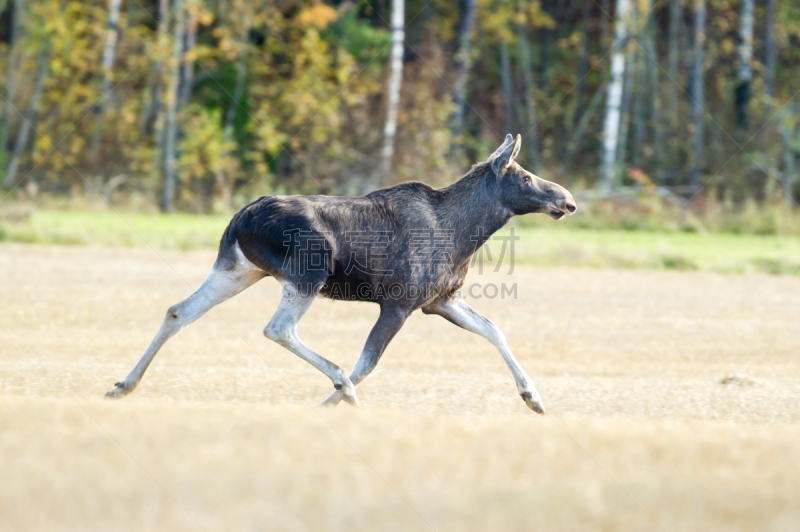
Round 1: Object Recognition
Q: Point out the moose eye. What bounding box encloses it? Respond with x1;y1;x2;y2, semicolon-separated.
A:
521;175;531;185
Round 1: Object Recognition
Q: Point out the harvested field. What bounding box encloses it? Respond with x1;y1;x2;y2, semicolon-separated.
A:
1;243;799;531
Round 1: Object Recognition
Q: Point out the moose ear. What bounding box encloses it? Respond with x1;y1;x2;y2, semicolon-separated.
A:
488;133;521;175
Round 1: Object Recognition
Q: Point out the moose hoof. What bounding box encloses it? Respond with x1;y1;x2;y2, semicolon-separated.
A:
334;378;360;408
318;389;345;407
520;390;546;415
105;381;134;399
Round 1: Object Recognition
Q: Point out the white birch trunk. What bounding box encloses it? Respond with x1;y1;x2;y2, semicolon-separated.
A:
160;0;185;212
600;0;630;190
616;41;636;170
89;0;123;165
379;0;404;183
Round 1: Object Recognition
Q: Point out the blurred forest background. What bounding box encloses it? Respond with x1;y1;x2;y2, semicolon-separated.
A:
0;0;799;233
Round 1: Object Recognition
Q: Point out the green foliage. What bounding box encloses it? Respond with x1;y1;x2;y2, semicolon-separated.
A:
0;0;797;213
330;10;391;67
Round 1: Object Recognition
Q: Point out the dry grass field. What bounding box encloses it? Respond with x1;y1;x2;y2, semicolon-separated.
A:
1;243;799;531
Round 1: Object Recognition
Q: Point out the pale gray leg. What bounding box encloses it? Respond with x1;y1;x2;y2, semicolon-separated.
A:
422;297;546;414
106;258;265;398
321;306;410;406
264;288;361;407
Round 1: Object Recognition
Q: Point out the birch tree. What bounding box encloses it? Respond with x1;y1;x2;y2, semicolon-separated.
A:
89;0;123;166
616;40;636;170
379;0;404;183
600;0;630;190
735;0;753;130
161;0;186;212
689;0;705;186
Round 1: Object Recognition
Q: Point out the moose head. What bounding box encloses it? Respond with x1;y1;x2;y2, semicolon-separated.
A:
487;134;577;220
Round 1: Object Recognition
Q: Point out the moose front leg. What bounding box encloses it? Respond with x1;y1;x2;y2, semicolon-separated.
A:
422;297;545;414
320;305;410;406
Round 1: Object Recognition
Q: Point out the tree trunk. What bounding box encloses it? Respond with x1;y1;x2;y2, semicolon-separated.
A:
735;0;753;131
645;14;663;170
224;22;250;132
379;0;404;183
160;0;185;212
574;0;591;125
0;0;23;186
178;0;197;108
539;0;552;89
633;45;645;168
451;0;476;142
217;21;250;209
144;0;170;195
89;0;123;167
138;0;169;137
763;0;776;118
689;0;705;187
779;109;794;207
516;0;539;167
600;0;630;190
600;0;610;48
500;39;513;135
4;42;49;189
616;41;636;172
666;0;682;129
567;83;606;159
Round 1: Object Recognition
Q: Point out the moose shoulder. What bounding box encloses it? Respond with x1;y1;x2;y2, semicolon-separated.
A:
106;134;576;414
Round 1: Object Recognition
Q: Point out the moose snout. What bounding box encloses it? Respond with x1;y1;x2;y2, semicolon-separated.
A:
556;190;578;215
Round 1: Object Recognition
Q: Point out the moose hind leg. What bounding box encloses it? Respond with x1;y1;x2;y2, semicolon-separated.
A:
264;289;360;407
106;261;264;398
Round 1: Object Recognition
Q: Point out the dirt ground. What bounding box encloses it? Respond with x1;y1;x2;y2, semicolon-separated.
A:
1;243;799;531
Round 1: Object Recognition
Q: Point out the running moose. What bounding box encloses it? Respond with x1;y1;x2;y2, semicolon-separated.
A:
107;134;577;413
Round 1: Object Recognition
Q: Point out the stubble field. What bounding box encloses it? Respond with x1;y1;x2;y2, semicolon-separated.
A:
1;243;799;531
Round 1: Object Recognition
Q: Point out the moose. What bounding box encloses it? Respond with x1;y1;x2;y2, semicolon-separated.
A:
106;134;577;413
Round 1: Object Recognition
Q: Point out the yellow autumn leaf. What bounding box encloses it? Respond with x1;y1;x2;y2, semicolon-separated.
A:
296;3;338;30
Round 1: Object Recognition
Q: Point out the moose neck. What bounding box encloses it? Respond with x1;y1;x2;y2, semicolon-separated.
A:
438;164;513;264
